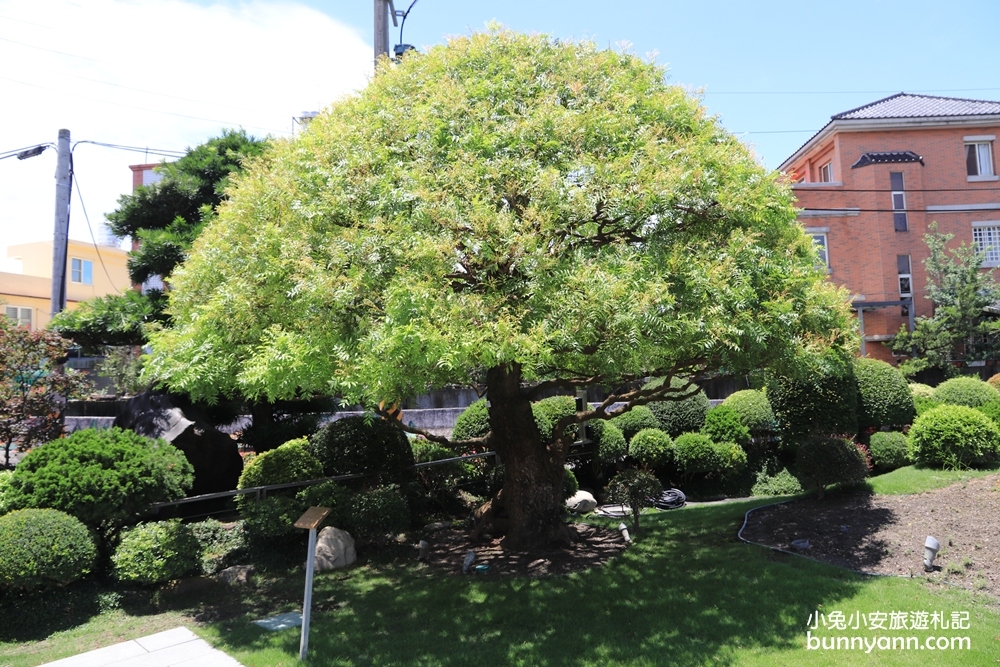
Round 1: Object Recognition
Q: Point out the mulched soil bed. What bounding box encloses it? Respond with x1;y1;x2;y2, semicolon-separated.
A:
741;473;1000;598
418;523;627;577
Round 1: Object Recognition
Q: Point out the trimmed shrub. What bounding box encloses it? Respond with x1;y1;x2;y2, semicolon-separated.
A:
589;420;627;464
868;431;911;473
673;433;746;479
931;376;999;408
768;355;858;445
309;417;413;483
645;377;710;437
605;468;663;535
701;406;751;449
751;467;803;497
908;404;1000;469
854;358;915;429
988;374;1000;390
411;440;465;492
4;428;193;531
610;406;660;442
914;395;942;416
721;389;777;438
0;509;96;590
0;469;13;515
795;436;869;497
628;428;673;468
562;468;579;499
189;519;247;575
236;439;324;540
345;485;410;540
112;520;201;585
909;383;935;399
451;399;550;442
975;398;1000;428
534;395;578;443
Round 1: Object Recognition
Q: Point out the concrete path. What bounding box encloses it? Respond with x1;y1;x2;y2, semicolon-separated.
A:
41;627;244;667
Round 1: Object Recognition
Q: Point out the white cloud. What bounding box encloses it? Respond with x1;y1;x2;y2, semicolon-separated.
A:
0;0;371;268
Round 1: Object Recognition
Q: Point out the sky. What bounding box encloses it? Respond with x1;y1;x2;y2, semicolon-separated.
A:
1;0;998;270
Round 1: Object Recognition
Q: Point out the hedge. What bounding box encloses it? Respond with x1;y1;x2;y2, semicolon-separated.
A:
908;404;1000;469
0;509;96;590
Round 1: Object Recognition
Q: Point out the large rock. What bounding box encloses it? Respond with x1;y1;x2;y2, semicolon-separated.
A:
314;527;357;572
114;392;243;496
566;490;598;514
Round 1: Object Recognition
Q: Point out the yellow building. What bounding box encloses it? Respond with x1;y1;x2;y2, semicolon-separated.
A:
0;240;130;330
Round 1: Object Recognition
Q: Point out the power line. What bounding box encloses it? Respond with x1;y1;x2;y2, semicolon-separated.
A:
0;34;108;63
706;87;1000;96
794;187;1000;193
69;155;121;295
803;207;1000;213
74;140;186;159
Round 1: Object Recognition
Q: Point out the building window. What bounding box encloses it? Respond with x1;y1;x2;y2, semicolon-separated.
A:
966;141;995;177
890;172;907;232
897;254;912;317
810;233;829;268
70;258;93;285
973;223;1000;267
818;162;833;183
4;306;32;329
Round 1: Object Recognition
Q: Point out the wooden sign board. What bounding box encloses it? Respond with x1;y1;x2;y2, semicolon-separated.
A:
294;506;332;531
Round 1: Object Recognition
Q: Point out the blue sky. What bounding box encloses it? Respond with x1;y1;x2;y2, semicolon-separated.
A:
1;0;998;261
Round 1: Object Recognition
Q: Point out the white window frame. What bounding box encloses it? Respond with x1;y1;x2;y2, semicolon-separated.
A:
805;228;829;268
70;257;93;285
965;136;997;181
897;254;912;317
972;221;1000;267
4;306;32;329
890;171;908;232
818;162;834;183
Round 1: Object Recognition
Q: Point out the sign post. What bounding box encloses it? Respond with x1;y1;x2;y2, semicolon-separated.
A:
295;506;331;661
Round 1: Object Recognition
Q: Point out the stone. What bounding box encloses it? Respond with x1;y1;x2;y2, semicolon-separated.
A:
314;527;357;572
566;490;598;514
215;565;254;586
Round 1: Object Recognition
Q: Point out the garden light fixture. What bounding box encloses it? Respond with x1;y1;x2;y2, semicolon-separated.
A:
924;536;940;572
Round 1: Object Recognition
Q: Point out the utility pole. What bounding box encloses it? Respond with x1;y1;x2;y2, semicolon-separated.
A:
374;0;391;63
51;129;71;317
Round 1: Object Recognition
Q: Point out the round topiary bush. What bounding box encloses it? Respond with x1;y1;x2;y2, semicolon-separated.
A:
795;437;869;497
627;428;673;468
701;406;751;449
988;374;1000;390
411;440;465;492
931;376;999;408
4;428;193;531
975;399;1000;428
236;438;324;540
644;377;710;437
673;433;746;479
309;417;414;483
609;406;660;442
451;399;491;441
908;383;934;399
721;389;777;438
868;431;911;473
768;354;858;445
589;420;627;464
0;509;96;590
345;485;410;540
534;395;578;443
854;358;915;430
908;404;1000;469
112;520;201;585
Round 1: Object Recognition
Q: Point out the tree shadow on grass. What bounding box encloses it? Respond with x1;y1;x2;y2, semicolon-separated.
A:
207;499;869;666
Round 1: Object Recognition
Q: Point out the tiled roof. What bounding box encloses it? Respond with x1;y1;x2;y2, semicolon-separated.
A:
851;151;924;169
832;93;1000;120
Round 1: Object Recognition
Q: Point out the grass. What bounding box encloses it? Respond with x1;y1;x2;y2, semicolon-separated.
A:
3;497;999;666
865;464;1000;495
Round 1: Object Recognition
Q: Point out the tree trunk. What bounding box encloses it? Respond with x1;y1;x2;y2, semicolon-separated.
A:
486;363;571;550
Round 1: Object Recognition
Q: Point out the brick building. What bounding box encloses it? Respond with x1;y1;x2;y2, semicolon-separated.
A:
779;93;1000;363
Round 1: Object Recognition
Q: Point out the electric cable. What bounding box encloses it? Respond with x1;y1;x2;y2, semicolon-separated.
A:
68;154;122;295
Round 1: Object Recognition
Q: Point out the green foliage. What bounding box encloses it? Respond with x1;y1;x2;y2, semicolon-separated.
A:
411;440;465;492
908;404;1000;470
49;290;169;352
892;226;1000;376
605;468;663;535
914;395;942;416
627;428;673;468
451;400;491;442
0;469;13;515
867;431;911;474
853;358;914;429
720;389;777;438
988;374;1000;390
610;406;660;443
4;428;192;531
308;417;413;484
795;437;869;495
908;382;935;398
0;319;91;467
346;485;410;540
673;433;746;479
701;406;751;448
974;398;1000;427
239;495;306;541
236;438;322;499
97;346;147;396
750;467;803;496
112;520;201;585
188;519;246;575
930;376;999;408
562;468;579;499
534;395;578;443
768;352;858;445
589;420;627;464
0;509;96;590
645;377;710;437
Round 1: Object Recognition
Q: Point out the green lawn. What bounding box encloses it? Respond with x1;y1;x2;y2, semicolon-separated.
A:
866;464;1000;495
4;495;997;666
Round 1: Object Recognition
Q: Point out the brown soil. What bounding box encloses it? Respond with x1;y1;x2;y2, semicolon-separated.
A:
741;473;1000;598
417;523;627;577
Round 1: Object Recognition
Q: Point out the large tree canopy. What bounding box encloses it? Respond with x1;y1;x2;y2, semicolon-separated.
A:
145;30;854;547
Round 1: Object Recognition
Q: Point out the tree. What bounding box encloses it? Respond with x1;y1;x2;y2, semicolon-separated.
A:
891;225;1000;377
0;317;91;468
144;30;854;549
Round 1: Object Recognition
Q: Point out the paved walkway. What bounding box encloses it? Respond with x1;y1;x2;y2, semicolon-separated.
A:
41;627;244;667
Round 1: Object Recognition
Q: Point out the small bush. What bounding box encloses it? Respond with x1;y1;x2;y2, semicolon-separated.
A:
0;509;96;590
908;404;1000;470
236;439;324;540
931;376;999;408
795;436;869;496
346;485;410;540
534;395;578;443
189;519;247;575
768;352;858;445
411;440;465;492
605;468;663;535
909;383;935;398
868;431;911;473
589;420;627;464
451;399;491;441
4;428;193;531
854;358;915;429
628;428;673;468
0;470;13;515
988;374;1000;390
610;406;660;442
645;377;710;437
914;395;942;416
563;469;579;499
701;406;751;449
751;467;803;496
112;520;201;585
721;389;777;437
975;398;1000;427
673;433;746;478
309;417;413;483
